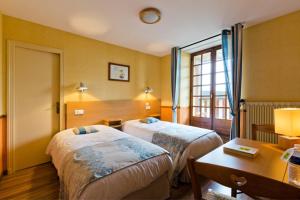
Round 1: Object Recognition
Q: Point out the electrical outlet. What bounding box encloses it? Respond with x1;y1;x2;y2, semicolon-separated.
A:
74;109;85;115
145;102;151;110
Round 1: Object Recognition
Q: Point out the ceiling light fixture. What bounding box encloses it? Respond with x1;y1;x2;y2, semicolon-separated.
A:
139;7;161;24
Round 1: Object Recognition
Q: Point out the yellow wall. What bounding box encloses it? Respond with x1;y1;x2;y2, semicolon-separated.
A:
160;55;172;106
1;15;161;115
2;10;300;115
161;10;300;104
242;10;300;101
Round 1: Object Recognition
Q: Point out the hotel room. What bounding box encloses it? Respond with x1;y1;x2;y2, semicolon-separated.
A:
0;0;300;199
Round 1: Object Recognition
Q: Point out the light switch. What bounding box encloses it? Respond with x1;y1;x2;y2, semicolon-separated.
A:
74;109;85;115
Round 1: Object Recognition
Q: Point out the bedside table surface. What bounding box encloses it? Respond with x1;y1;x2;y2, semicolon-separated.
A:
103;119;122;122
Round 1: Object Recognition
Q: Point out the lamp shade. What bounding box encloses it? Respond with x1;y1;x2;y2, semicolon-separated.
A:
144;86;153;94
77;82;88;92
274;108;300;137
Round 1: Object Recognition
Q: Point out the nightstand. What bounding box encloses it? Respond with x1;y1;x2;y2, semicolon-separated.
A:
148;114;161;120
103;119;123;131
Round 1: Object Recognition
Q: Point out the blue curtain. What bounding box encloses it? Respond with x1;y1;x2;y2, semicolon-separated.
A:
171;47;181;123
222;23;243;139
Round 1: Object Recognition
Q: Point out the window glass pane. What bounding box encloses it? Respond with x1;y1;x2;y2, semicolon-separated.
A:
215;108;225;119
202;63;211;74
227;109;232;120
201;85;210;96
193;76;201;85
193;107;200;117
216;84;226;95
202;74;211;85
193;65;201;75
193;97;201;106
202;52;211;64
194;55;202;65
216;49;223;61
216;61;224;72
216;72;225;84
215;96;226;107
193;86;201;96
201;97;210;107
201;107;210;118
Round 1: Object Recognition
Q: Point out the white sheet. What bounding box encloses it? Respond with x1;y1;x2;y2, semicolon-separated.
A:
46;125;172;200
122;120;223;182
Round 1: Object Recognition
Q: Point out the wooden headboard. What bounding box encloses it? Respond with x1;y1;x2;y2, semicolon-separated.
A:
65;99;161;128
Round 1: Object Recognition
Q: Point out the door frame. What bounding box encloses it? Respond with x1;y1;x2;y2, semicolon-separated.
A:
189;45;231;135
7;40;64;173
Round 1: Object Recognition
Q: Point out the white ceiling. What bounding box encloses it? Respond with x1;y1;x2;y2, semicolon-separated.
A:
1;0;300;56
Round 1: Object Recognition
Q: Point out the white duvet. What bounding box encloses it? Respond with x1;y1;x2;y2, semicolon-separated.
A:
46;125;172;200
122;120;223;182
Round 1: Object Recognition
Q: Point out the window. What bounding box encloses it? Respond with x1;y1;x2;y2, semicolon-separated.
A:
190;46;231;135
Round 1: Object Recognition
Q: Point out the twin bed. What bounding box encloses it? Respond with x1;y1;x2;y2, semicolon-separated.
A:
47;119;223;199
47;125;172;200
123;120;223;183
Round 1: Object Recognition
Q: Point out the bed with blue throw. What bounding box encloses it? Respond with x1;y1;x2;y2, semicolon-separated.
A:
46;125;172;200
123;120;223;184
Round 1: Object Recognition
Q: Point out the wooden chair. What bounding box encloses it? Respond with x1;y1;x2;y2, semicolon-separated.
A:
251;124;276;141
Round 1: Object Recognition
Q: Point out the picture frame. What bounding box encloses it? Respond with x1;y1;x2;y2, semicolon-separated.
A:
108;62;130;82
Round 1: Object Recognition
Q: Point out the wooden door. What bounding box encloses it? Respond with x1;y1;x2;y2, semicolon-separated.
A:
9;43;60;171
190;49;213;130
190;46;231;136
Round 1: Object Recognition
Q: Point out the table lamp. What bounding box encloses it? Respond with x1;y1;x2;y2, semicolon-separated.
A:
274;108;300;149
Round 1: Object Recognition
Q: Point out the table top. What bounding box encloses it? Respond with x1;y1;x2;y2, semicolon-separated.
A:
195;138;288;184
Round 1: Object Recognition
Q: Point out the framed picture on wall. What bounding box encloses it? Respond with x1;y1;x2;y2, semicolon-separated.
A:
108;62;130;82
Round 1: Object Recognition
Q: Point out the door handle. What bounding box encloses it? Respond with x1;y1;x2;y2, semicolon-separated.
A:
56;102;60;114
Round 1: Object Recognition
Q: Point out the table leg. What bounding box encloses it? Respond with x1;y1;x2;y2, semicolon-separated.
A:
231;188;237;197
187;157;203;200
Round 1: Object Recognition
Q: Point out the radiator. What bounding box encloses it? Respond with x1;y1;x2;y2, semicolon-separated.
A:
245;101;300;143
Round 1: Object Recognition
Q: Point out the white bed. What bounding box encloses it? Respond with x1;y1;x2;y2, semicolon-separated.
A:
122;120;223;182
46;125;172;200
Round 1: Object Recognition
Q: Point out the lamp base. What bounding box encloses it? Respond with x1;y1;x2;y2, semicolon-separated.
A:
278;135;300;149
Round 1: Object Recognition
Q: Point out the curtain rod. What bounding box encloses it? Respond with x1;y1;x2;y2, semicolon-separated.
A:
183;38;222;51
179;33;222;50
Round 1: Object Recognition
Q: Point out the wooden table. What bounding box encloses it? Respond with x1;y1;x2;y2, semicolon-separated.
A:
103;119;123;131
188;138;300;199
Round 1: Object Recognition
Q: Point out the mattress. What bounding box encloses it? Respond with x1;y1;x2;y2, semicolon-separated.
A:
46;125;172;200
122;120;223;182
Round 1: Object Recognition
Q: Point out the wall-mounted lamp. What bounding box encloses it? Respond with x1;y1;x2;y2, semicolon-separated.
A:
144;86;153;94
77;82;88;92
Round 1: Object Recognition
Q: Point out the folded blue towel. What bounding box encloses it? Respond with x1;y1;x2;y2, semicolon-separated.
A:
140;117;159;124
73;126;98;135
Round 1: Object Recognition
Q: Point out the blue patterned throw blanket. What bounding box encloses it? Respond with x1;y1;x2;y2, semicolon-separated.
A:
152;125;213;185
60;137;167;200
